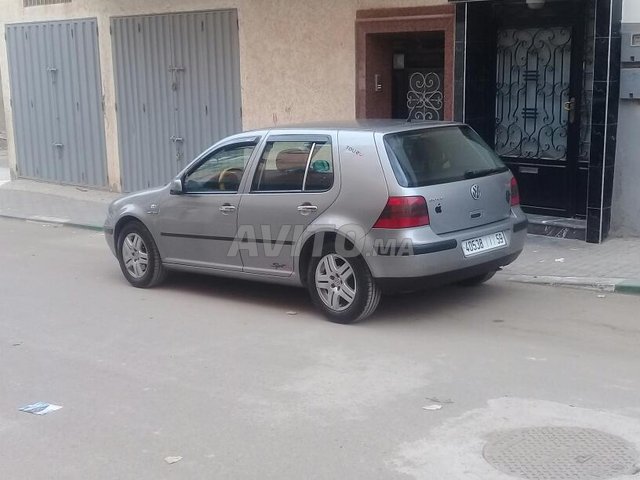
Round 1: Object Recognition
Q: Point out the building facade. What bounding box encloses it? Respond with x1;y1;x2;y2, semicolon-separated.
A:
613;0;640;237
0;0;635;242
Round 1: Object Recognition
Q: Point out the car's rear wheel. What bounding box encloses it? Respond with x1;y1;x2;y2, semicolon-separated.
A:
457;270;496;287
117;221;166;288
307;245;381;324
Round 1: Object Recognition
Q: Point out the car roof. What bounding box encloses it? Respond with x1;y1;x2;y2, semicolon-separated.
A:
242;119;463;135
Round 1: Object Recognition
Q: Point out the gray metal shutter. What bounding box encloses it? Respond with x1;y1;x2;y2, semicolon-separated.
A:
6;19;108;187
112;10;242;192
111;14;175;193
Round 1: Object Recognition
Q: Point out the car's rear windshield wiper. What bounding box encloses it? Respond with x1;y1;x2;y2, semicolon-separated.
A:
464;166;508;179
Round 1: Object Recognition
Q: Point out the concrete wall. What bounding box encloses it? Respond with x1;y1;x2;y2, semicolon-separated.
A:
612;0;640;236
0;71;5;148
0;0;444;190
623;0;640;21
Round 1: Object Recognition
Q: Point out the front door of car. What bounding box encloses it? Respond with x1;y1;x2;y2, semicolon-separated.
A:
156;140;258;270
237;134;339;276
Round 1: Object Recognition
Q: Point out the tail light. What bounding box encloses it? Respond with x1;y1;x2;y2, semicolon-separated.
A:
510;176;520;206
373;196;430;229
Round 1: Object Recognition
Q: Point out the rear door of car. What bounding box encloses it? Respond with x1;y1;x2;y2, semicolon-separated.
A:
237;132;340;276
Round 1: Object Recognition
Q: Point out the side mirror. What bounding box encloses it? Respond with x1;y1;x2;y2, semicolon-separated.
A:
169;178;184;195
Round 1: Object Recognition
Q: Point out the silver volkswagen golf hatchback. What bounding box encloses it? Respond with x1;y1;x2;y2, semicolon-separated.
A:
105;121;527;323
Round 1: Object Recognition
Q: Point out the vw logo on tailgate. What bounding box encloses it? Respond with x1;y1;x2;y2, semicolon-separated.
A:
470;184;481;200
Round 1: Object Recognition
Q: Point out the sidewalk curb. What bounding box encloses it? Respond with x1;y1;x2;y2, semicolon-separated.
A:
614;280;640;295
502;273;640;296
0;213;103;232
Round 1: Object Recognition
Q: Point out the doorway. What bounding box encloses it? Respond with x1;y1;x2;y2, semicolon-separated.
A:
494;8;586;218
355;6;455;121
6;19;108;187
391;32;445;121
458;1;589;219
111;10;242;192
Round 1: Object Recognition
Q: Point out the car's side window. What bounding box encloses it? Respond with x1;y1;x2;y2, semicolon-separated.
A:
184;143;256;193
251;138;334;192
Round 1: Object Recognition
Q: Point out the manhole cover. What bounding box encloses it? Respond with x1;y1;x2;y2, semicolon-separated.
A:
483;427;639;479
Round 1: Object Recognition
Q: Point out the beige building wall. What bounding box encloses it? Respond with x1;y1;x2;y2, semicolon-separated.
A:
0;0;446;191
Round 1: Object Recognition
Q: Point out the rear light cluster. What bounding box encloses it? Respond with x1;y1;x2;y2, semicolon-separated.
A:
373;196;430;229
510;177;520;207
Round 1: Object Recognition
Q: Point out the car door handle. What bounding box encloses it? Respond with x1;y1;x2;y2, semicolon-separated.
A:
297;203;318;215
219;204;236;214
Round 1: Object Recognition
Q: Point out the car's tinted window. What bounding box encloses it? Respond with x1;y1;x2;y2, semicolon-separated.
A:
184;143;256;193
252;139;333;192
384;126;507;187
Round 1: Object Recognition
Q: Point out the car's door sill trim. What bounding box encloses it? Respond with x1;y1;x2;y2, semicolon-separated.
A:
163;261;243;273
161;232;235;242
161;231;295;246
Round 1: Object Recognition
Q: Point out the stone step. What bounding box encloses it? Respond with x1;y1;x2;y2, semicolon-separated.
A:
526;214;587;241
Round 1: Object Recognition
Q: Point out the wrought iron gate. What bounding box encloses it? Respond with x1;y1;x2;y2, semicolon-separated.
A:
407;71;443;121
495;27;572;160
494;25;582;217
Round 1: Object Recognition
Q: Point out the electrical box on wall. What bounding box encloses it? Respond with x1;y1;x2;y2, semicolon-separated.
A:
620;69;640;99
621;24;640;63
621;24;640;100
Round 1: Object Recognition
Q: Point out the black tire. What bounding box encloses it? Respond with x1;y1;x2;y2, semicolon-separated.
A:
307;243;381;324
457;270;496;287
117;221;167;288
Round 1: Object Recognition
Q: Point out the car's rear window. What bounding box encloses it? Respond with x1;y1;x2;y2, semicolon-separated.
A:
383;125;507;187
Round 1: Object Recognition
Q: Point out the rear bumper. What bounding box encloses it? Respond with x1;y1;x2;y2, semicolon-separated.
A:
362;211;527;290
376;251;521;293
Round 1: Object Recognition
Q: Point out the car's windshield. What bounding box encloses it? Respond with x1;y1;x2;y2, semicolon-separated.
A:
384;125;507;187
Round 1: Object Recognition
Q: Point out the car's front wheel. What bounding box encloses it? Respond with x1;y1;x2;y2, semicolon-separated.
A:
307;246;381;324
117;221;167;288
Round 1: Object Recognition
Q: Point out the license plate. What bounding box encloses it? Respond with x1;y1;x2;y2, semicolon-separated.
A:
462;231;508;257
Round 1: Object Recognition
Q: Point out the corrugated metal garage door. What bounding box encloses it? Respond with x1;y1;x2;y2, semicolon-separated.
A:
111;10;242;192
6;19;108;187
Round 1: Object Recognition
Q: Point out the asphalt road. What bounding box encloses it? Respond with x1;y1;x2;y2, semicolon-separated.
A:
1;218;639;479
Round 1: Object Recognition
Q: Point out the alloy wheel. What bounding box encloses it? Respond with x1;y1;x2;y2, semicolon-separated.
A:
122;232;149;279
315;253;357;312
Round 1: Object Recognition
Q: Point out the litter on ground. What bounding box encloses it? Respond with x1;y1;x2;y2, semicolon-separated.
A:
19;402;63;415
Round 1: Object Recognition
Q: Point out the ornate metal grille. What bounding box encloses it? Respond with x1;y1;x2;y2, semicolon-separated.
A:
407;72;443;121
495;28;572;160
